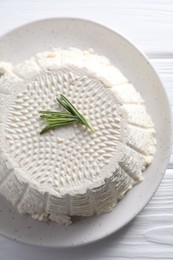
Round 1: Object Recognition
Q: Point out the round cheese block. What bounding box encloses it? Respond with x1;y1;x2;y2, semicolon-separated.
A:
0;48;156;225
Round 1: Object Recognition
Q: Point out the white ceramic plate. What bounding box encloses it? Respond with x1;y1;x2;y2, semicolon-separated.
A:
0;18;172;248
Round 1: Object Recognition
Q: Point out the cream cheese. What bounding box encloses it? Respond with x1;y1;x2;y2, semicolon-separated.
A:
0;48;156;224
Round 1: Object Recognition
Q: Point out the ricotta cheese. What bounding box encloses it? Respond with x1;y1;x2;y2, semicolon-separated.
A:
0;48;156;225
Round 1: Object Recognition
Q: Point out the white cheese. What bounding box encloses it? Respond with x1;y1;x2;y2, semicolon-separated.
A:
0;48;156;225
0;62;13;77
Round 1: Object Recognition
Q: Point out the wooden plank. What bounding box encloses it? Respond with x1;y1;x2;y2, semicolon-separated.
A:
0;0;173;53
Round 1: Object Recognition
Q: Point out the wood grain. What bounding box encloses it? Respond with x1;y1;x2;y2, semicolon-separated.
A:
0;0;173;53
0;0;173;259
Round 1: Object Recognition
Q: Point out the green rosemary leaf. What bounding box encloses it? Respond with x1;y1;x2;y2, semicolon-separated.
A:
56;97;74;115
40;120;78;134
59;94;94;131
44;118;79;124
40;114;78;119
39;94;93;134
40;111;71;116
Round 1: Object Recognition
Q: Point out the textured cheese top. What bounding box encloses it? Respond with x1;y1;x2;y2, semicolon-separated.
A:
0;48;156;224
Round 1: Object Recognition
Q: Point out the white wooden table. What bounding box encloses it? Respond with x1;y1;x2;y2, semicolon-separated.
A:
0;1;173;259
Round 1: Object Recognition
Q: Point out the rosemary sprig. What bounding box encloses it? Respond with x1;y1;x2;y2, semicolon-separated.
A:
39;94;93;134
